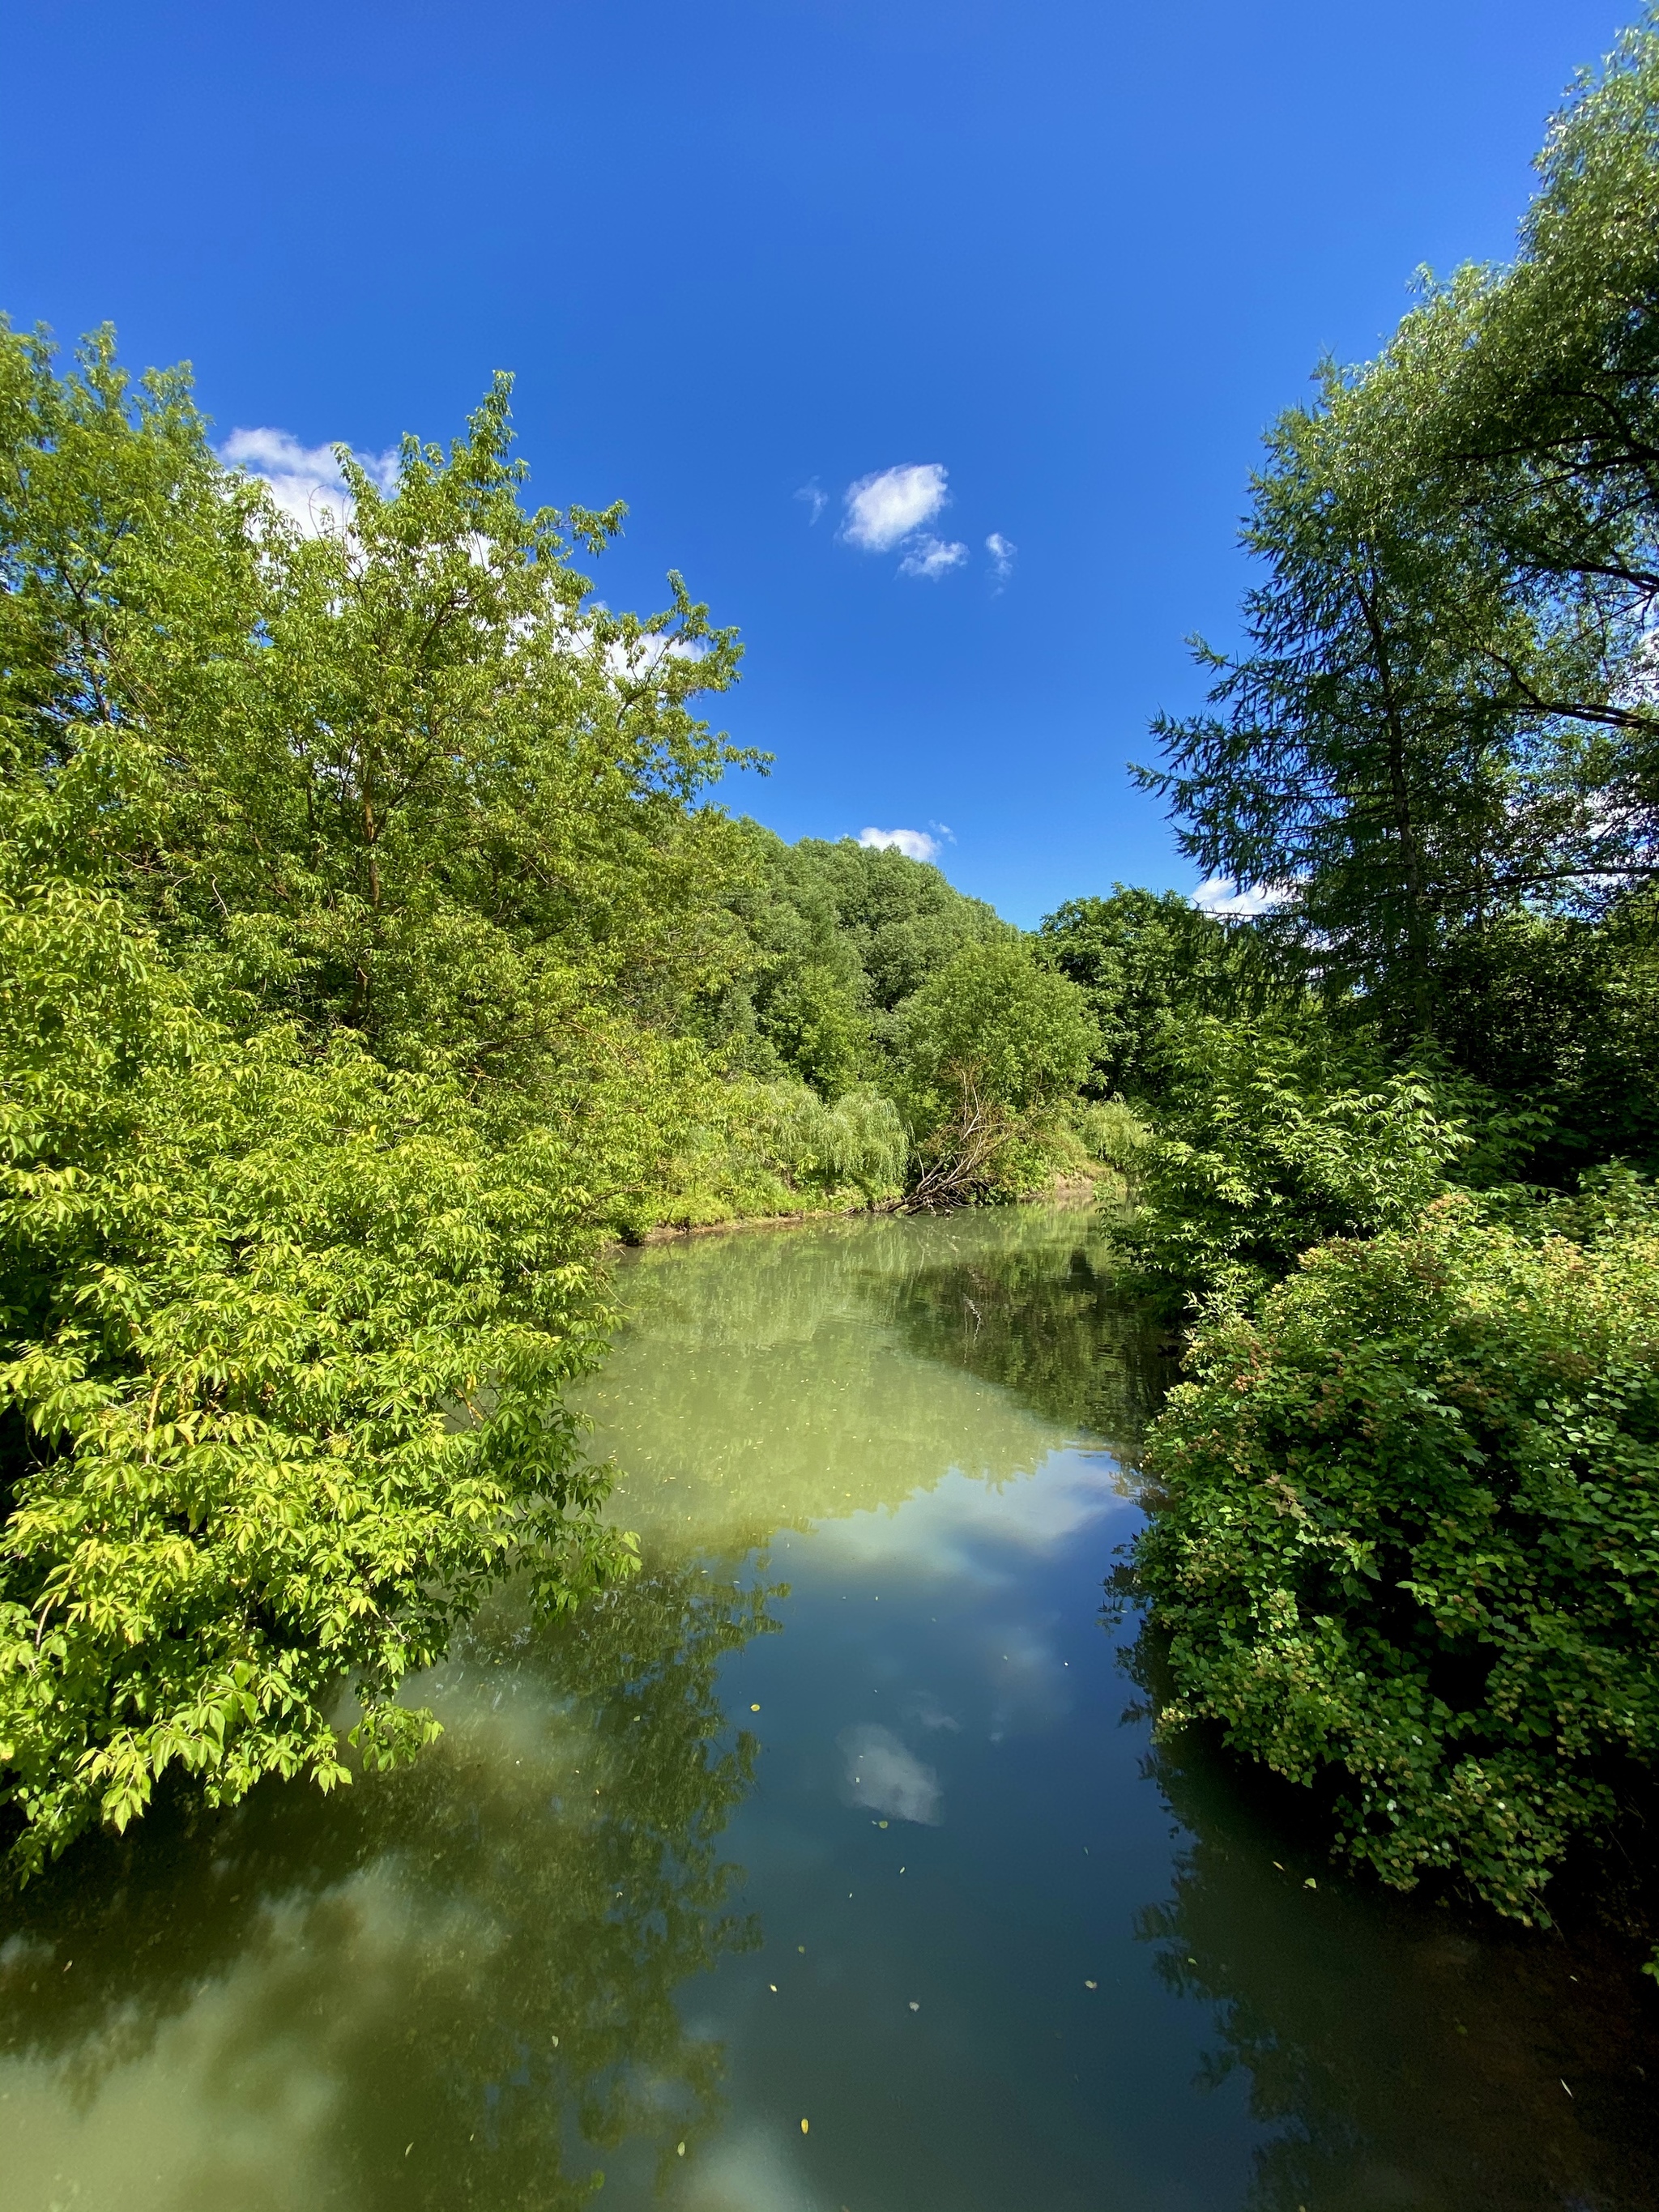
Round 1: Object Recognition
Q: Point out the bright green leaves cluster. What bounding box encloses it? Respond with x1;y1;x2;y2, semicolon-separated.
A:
1135;1189;1659;1922
0;319;761;1873
0;884;625;1873
1114;1019;1472;1310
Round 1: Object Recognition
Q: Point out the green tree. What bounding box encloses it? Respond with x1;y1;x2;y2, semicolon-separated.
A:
897;940;1099;1204
714;825;1010;1099
1038;886;1252;1101
0;322;764;1873
1135;364;1594;1035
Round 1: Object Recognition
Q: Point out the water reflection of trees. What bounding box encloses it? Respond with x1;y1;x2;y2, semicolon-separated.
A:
878;1213;1173;1460
0;1559;778;2210
1134;1714;1659;2212
587;1217;1083;1554
588;1208;1171;1555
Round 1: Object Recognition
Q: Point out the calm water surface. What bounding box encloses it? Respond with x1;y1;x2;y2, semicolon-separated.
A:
2;1208;1657;2211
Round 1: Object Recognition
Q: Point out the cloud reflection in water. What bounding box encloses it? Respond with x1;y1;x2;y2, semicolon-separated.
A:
838;1724;943;1824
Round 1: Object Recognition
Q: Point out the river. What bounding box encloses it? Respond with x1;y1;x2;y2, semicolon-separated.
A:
2;1205;1657;2210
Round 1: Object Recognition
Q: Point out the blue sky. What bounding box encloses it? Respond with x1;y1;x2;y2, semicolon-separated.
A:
0;0;1633;924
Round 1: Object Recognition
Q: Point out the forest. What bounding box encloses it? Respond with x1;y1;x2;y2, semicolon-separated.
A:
2;10;1659;1982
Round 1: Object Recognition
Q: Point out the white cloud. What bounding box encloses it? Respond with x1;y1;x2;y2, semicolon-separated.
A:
220;427;399;535
795;479;827;525
599;627;706;684
859;826;940;863
838;1723;942;1824
985;531;1016;586
898;533;968;580
842;462;949;552
1192;876;1293;920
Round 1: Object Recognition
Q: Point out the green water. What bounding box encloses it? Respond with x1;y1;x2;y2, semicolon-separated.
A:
2;1208;1657;2211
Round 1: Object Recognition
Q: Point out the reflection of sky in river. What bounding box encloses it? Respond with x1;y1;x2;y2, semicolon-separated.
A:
4;1208;1656;2212
809;1444;1132;1584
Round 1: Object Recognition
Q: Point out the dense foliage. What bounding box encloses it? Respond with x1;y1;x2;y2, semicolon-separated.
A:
1038;887;1249;1101
718;823;1012;1093
0;326;770;1869
1137;1188;1659;1923
1124;12;1659;1948
1111;1020;1469;1309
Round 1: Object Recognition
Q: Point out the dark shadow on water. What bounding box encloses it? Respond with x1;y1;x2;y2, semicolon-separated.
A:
1123;1631;1659;2212
878;1208;1176;1457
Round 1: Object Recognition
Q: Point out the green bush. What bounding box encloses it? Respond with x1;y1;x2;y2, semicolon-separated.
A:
1132;1186;1659;1922
0;884;625;1876
1111;1017;1469;1307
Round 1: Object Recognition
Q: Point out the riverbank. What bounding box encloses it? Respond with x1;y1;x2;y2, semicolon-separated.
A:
623;1165;1113;1245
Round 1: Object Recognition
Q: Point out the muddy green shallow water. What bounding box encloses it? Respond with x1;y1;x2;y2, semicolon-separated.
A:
2;1207;1658;2212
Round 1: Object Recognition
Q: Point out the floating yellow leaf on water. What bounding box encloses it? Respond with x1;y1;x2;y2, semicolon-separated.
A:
1303;1877;1317;1889
878;1819;889;1829
750;1703;761;1712
1084;1980;1098;1990
801;2118;810;2134
908;2001;919;2011
676;2144;686;2158
770;1984;778;1992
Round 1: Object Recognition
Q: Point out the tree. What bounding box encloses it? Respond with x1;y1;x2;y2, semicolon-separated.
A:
896;940;1098;1205
0;322;763;1873
1135;22;1659;1038
1136;361;1596;1036
1038;886;1250;1101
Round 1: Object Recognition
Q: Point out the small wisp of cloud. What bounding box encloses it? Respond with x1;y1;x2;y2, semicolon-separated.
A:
859;826;942;863
220;427;399;535
795;479;828;525
985;531;1016;588
898;534;969;579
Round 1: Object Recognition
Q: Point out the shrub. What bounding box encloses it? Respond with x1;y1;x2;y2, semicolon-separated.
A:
1111;1017;1469;1307
0;883;624;1876
1132;1187;1659;1922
